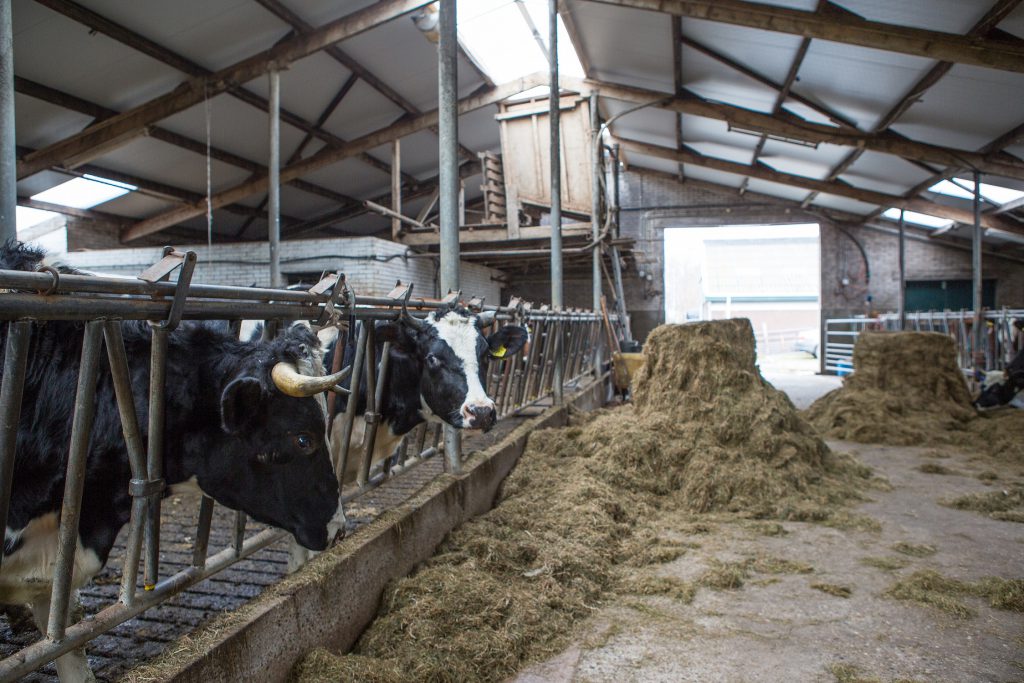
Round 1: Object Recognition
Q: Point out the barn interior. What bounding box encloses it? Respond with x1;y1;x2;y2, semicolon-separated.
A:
2;0;1024;681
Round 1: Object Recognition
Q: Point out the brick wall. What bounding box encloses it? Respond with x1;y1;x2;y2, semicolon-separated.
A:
58;237;504;303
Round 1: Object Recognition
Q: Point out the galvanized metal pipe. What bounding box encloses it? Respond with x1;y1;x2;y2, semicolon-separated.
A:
335;323;368;487
0;321;30;575
590;91;602;312
0;1;15;244
611;143;621;238
192;496;214;568
144;327;168;591
47;321;103;639
268;68;283;288
972;171;984;369
549;0;564;405
897;209;906;331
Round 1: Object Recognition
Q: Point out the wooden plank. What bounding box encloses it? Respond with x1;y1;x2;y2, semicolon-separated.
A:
399;223;593;245
581;0;1024;73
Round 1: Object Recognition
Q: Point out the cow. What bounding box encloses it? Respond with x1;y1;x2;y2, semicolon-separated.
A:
323;299;530;487
975;346;1024;409
0;242;346;682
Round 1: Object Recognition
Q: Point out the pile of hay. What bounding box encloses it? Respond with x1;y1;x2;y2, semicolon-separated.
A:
804;331;1024;462
293;319;871;683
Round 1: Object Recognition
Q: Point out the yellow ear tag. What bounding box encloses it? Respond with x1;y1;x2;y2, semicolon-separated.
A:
491;345;508;358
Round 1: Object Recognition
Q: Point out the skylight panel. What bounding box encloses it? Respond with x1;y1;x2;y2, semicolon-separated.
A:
928;179;1024;206
16;206;61;231
30;175;135;209
882;208;954;230
458;0;584;86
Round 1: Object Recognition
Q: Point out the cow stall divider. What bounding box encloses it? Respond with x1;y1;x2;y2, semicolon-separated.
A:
0;248;613;681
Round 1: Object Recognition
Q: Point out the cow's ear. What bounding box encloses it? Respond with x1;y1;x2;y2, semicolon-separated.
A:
220;377;262;433
486;325;529;358
376;322;415;351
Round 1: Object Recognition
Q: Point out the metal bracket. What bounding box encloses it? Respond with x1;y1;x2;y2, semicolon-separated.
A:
467;296;485;312
363;411;381;427
128;478;165;498
440;289;460;306
313;272;346;328
35;265;60;295
141;247;197;332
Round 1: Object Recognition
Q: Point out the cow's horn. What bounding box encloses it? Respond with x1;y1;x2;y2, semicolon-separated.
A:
476;310;497;327
400;288;429;331
271;362;350;397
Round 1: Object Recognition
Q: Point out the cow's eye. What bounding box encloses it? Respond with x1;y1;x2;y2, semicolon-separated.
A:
426;353;441;370
293;433;315;452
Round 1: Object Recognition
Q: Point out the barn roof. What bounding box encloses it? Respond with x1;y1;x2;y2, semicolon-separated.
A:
11;0;1024;254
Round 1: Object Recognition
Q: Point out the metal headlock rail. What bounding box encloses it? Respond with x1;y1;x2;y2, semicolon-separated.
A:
0;249;612;681
823;309;1024;377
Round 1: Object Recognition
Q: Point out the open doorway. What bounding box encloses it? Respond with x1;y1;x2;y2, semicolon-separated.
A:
664;223;821;375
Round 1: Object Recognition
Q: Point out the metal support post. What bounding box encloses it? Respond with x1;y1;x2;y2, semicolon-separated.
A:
268;68;283;288
897;209;906;331
47;322;103;639
0;322;30;575
336;323;368;485
144;328;168;591
590;91;602;312
972;171;984;370
0;1;15;244
391;140;402;240
549;0;564;405
611;143;621;238
439;0;462;472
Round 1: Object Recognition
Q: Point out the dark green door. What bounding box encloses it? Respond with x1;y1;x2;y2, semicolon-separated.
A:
905;279;995;311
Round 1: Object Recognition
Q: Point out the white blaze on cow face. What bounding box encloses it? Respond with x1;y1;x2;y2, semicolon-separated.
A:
425;311;496;430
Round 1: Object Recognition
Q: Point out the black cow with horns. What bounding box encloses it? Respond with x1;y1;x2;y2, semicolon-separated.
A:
0;242;346;682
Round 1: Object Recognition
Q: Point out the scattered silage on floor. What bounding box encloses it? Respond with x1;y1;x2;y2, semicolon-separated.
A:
803;331;1024;463
292;319;874;683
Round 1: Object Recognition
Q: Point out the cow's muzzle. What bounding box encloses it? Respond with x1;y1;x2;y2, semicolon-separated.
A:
462;403;497;432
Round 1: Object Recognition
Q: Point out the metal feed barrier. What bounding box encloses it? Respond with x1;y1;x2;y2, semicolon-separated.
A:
0;248;610;681
823;309;1024;376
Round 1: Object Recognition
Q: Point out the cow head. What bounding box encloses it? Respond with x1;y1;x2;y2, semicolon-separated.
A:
380;303;529;432
191;324;344;551
974;369;1022;409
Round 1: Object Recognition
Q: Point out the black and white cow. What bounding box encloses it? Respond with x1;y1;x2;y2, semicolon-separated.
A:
0;243;345;681
326;300;529;486
975;345;1024;409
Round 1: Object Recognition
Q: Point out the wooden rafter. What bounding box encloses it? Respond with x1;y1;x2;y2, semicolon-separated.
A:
565;77;1024;181
120;74;546;242
580;0;1024;73
19;0;432;180
614;136;1024;236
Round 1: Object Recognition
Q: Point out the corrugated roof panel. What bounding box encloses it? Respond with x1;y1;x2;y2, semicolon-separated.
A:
744;178;811;202
566;0;673;92
13;1;184;112
1000;4;1024;39
682;165;745;189
795;41;937;131
13;93;93;152
242;52;354;127
83;0;291;72
681;19;806;86
604;103;677;149
321;78;405;141
841;150;936;194
622;152;679;177
809;193;879;214
834;0;987;34
90;136;252;196
336;16;486;112
159;93;307;167
888;64;1024;152
300;156;390;200
93;191;177;220
457;106;502;155
681;41;783;113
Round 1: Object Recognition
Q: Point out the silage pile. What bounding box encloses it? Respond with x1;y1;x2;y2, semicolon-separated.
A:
804;331;1024;462
293;319;872;683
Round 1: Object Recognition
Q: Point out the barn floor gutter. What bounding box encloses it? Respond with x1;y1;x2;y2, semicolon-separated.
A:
125;375;608;683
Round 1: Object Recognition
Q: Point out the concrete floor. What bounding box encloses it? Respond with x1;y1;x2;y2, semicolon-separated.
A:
763;371;842;410
512;439;1024;682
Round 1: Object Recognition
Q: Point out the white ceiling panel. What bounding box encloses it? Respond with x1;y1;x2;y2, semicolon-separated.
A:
842;151;935;194
682;165;746;189
322;79;405;142
14;94;93;152
834;0;990;34
744;178;812;202
300;156;390;200
681;42;782;113
810;193;880;215
681;19;806;86
92;136;252;196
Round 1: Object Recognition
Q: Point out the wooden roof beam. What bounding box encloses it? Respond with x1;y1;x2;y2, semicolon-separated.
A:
613;136;1024;236
580;0;1024;73
120;73;545;242
19;0;432;180
568;77;1024;181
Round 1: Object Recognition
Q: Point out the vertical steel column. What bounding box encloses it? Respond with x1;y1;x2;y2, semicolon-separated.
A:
47;322;103;639
897;209;906;331
549;0;564;405
0;322;30;575
268;69;283;288
610;244;630;343
972;171;983;369
611;143;620;238
144;328;168;591
439;0;462;473
0;0;15;244
590;91;602;312
336;323;368;486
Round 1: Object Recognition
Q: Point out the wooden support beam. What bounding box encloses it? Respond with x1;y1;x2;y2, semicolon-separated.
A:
580;0;1024;73
19;0;432;180
121;74;544;242
614;136;1024;236
567;77;1024;181
17;196;131;225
